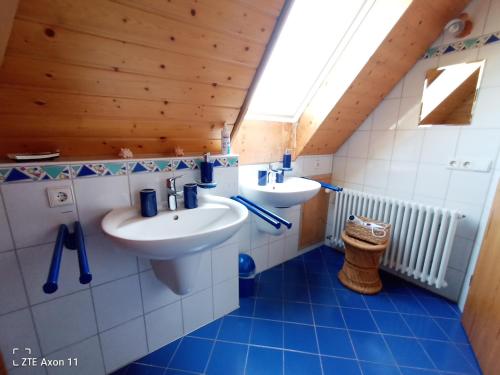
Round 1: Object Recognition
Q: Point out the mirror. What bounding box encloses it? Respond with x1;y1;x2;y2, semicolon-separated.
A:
419;60;484;126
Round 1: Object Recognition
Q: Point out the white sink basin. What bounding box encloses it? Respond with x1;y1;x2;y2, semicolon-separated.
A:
241;176;321;208
102;195;248;294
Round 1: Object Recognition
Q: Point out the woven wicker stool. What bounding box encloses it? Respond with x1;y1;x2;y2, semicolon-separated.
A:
338;231;388;294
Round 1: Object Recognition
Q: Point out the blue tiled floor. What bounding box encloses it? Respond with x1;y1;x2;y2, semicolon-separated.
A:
114;246;482;375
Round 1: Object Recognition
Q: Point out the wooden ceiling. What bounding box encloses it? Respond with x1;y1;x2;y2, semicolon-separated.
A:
296;0;470;156
0;0;284;158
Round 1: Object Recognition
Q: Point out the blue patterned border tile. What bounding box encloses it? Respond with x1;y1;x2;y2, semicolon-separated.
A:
171;159;198;171
71;162;127;178
0;165;70;183
128;160;171;174
424;31;500;59
213;156;239;168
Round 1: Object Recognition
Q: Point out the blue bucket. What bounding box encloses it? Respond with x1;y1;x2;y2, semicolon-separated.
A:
239;253;256;298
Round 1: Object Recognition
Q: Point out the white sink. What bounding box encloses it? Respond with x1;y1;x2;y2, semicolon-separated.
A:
241;176;321;208
102;195;248;294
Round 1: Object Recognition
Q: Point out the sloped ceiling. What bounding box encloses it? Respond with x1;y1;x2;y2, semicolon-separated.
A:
296;0;470;156
0;0;284;158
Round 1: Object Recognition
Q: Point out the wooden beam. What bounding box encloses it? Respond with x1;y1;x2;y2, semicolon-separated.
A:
0;0;18;67
295;0;469;156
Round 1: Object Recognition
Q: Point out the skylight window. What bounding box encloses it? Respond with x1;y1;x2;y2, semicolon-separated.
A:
245;0;412;123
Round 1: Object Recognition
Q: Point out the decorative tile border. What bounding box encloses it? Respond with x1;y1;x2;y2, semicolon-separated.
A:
424;31;500;59
0;165;70;183
71;162;128;178
0;155;238;183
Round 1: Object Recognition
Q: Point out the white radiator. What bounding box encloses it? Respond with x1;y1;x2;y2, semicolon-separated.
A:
330;189;463;288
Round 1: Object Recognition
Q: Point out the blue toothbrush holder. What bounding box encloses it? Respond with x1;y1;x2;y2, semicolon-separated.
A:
140;189;157;217
200;161;214;183
258;170;268;186
184;183;198;209
283;153;292;169
276;170;284;183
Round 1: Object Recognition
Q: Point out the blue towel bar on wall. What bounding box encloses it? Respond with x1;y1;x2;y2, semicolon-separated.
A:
231;196;281;229
235;195;292;229
43;221;92;294
302;177;343;192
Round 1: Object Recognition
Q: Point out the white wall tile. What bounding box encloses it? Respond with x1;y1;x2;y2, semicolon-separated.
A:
478;43;500;88
455;128;500;162
185;250;212;295
138;258;152;272
484;0;500;33
439;267;465;301
471;87;500;128
368;131;394;160
73;175;130;235
213;278;239;319
251;243;269;273
414;164;451;200
386;80;403;99
364;160;390;189
420;128;460;164
402;57;438;98
284;234;299;261
0;251;28;314
438;47;478;67
392;130;424;162
445;200;484;240
332;157;347;182
387;161;418;194
237;221;251;252
139;270;180;313
268;237;285;268
347;132;371;158
92;275;143;331
397;96;421;129
372;99;399;130
344;158;366;185
85;234;138;286
446;170;492;205
0;308;40;370
99;317;147;373
46;336;105;375
212;242;238;284
449;236;474;272
32;290;97;354
18;243;87;305
250;219;269;249
1;180;78;248
181;287;213;333
0;197;14;252
213;167;239;197
145;301;183;352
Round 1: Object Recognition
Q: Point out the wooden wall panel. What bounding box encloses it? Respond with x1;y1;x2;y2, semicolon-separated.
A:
296;0;469;156
300;175;331;249
232;120;294;165
0;0;284;158
0;0;18;66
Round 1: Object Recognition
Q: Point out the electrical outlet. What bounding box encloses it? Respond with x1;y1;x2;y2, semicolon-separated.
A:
47;186;74;207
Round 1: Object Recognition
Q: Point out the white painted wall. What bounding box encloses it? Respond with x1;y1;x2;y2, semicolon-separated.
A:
326;0;500;302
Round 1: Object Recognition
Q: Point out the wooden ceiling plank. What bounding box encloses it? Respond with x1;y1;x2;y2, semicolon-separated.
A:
7;20;256;89
0;87;240;123
16;0;265;67
112;0;276;45
0;54;247;107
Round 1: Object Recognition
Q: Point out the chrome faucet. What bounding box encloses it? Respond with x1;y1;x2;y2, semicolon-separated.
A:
166;176;182;211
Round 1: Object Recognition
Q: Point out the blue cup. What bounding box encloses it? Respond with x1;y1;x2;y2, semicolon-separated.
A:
258;170;267;186
283;153;292;169
183;183;198;209
276;170;284;183
200;161;214;183
140;189;157;217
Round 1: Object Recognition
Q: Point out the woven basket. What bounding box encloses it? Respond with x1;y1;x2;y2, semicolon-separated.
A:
345;215;391;245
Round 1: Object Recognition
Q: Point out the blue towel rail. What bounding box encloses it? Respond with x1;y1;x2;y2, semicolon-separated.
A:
235;195;292;229
231;196;281;229
302;177;343;192
43;221;92;294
